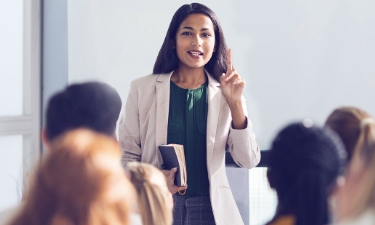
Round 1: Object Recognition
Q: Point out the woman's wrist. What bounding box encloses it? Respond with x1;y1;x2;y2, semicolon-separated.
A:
227;99;242;109
228;100;247;129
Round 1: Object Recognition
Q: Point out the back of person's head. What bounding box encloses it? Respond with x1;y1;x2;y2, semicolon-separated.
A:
8;129;134;225
126;162;173;225
326;108;375;221
268;121;346;225
45;82;122;141
325;107;375;163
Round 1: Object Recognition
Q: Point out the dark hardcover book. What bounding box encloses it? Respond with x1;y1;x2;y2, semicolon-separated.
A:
158;144;187;187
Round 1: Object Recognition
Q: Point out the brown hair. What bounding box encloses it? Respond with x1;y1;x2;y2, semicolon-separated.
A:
8;129;134;225
126;162;173;225
326;107;375;219
325;107;375;163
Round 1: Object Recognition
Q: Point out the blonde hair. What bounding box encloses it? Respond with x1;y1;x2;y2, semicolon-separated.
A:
8;129;134;225
354;142;375;210
126;162;173;225
325;107;375;218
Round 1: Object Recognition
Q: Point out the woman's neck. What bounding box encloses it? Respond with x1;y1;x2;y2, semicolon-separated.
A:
171;66;207;89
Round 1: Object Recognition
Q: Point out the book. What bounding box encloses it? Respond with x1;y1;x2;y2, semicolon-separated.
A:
158;144;187;187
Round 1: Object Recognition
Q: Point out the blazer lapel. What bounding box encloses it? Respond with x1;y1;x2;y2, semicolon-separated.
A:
155;71;220;170
155;72;173;154
206;72;221;172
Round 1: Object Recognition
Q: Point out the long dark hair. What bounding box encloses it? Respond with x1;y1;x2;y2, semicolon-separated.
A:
153;3;227;82
268;122;346;225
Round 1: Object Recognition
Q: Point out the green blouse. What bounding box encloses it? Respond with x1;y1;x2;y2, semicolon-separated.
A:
167;81;209;196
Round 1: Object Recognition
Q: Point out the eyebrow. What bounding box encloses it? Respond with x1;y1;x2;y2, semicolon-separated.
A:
181;26;211;31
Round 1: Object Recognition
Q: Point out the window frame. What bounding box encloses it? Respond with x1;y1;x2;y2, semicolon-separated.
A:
0;0;41;195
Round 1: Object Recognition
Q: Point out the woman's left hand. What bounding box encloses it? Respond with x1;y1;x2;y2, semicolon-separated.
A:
220;48;246;105
220;48;247;129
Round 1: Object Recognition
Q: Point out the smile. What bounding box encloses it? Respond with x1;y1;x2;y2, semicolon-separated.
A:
188;51;203;56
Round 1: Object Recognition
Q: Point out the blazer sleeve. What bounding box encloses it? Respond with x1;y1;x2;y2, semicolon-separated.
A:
119;81;142;165
226;96;261;169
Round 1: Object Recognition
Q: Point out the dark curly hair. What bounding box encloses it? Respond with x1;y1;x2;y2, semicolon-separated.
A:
267;122;346;225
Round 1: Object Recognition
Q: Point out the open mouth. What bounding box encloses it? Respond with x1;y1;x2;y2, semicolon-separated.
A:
188;51;203;56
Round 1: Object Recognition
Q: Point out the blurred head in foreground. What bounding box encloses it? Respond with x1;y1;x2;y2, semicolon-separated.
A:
126;162;173;225
44;82;122;144
267;121;346;225
326;107;375;222
8;129;135;225
325;107;375;164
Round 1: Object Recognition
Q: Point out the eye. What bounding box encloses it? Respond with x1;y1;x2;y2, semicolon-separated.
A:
181;32;192;36
202;33;211;37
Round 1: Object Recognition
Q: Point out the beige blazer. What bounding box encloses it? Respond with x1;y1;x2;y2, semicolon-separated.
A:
119;71;261;225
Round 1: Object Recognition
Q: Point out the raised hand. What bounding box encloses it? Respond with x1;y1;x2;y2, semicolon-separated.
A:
220;48;246;105
220;48;247;129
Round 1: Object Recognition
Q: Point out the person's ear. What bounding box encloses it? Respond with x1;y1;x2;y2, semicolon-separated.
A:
267;169;275;189
329;175;346;196
41;129;51;151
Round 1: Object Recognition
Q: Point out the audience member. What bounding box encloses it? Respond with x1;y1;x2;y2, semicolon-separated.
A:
43;81;122;144
325;107;374;163
0;81;123;225
266;121;346;225
326;107;375;224
7;129;135;225
126;162;173;225
334;143;375;225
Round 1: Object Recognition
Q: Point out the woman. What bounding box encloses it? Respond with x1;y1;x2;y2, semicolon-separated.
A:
119;3;260;225
126;162;173;225
325;107;375;223
7;129;135;225
266;122;346;225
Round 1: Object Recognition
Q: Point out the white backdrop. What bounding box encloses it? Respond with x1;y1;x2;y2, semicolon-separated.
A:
67;0;375;149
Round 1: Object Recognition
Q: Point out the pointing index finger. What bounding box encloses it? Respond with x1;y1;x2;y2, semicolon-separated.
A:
227;48;233;71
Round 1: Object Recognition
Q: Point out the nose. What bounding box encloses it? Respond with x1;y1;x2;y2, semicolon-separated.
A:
192;35;202;47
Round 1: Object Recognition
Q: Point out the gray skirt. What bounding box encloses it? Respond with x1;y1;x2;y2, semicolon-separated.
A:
173;195;215;225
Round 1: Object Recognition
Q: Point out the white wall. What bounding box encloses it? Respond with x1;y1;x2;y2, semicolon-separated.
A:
67;0;375;149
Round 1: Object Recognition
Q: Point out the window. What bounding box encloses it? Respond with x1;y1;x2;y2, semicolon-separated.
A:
0;0;41;211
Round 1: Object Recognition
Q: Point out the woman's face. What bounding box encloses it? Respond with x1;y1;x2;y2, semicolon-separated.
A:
174;13;216;70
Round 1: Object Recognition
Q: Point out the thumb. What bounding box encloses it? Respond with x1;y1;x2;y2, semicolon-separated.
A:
169;167;178;179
